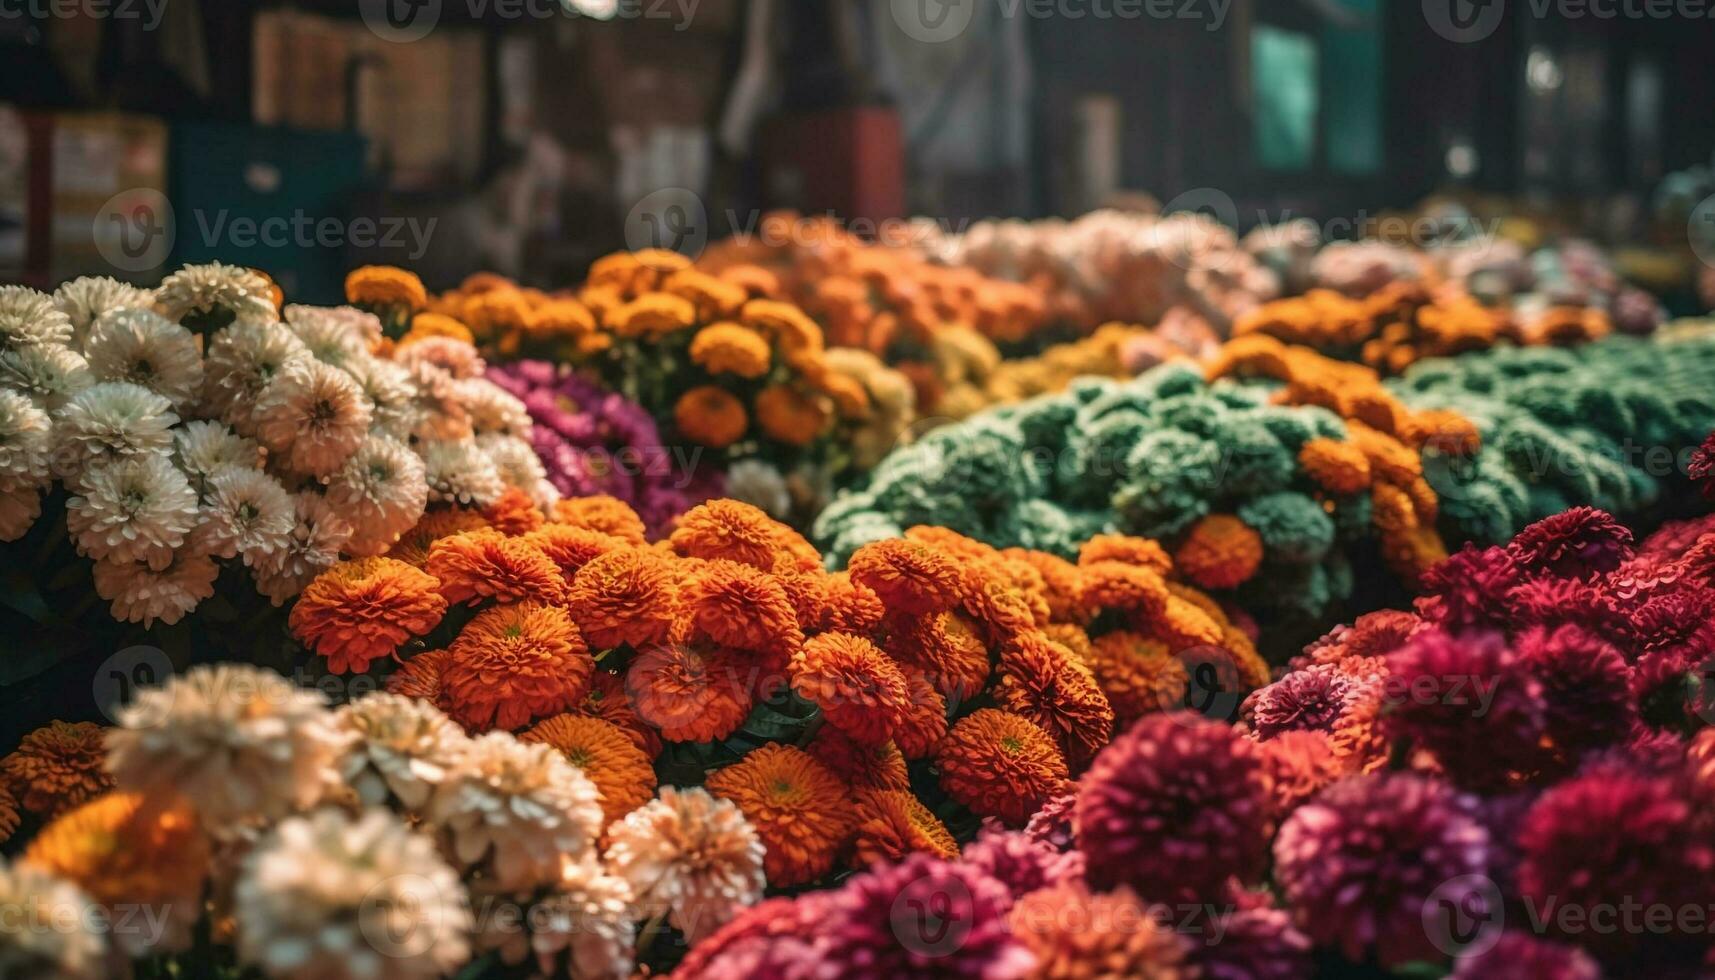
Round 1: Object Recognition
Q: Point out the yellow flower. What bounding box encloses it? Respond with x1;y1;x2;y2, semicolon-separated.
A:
690;323;772;378
610;293;697;339
345;266;427;312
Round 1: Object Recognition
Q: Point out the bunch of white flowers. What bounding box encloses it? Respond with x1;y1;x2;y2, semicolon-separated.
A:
0;266;554;626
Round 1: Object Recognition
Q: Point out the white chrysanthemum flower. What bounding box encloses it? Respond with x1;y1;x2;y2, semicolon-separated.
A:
475;432;557;510
340;355;422;441
604;786;765;943
324;436;427;556
173;419;263;495
283;305;373;368
0;389;52;492
0;342;92;411
0;859;107;979
526;860;636;980
0;285;75;352
426;732;603;894
0;484;40;541
253;358;372;477
333;694;470;811
201;317;311;432
235;807;472;980
418;438;505;508
252;492;354;605
51;381;177;479
83;308;203;411
453;377;530;436
90;541;220;627
724;459;792;519
67;453;199;569
54;276;152;344
397;359;471;441
105;663;351;829
195;466;295;566
395;335;485;380
153;262;275;328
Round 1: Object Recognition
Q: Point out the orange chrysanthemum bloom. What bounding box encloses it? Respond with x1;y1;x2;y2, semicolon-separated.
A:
25;791;207;911
1;722;113;818
848;539;964;616
1078;561;1170;621
683;559;804;662
610;292;697;339
1150;594;1227;650
717;264;781;299
426;528;565;607
1003;548;1089;624
754;385;827;447
0;785;17;844
1084;631;1188;724
894;611;993;702
551;495;647;544
385;649;451;705
523;523;629;584
483;486;545;536
674;386;748;449
892;670;949;760
670;499;819;574
578;670;662;758
386;508;491;567
790;633;910;745
960;571;1043;642
664;269;748;321
819;572;886;633
741;300;825;363
402;312;474;345
346;265;427;311
935;709;1069;825
1258;729;1351;823
1008;882;1190;979
1045;623;1094;665
626;643;755;743
807;728;910;793
905;526;1002;563
994;633;1114;768
1173;514;1265;590
849;789;960;868
522;714;657;826
289;557;447;674
690;323;772;379
704;744;853;887
566;547;678;651
442;601;592;731
1299;438;1373;495
1077;535;1172;576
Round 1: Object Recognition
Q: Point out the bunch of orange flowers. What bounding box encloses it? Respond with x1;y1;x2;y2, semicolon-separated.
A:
285;494;1269;889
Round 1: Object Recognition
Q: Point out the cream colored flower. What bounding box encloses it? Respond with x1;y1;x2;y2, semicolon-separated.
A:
283;305;374;368
528;858;636;980
604;786;764;942
723;460;791;519
254;358;373;477
395;335;485;380
172;419;263;495
105;663;351;830
83;309;203;411
0;285;75;352
475;432;557;510
341;355;421;441
0;859;105;979
252;491;355;605
426;732;603;894
418;438;505;508
153;262;275;327
333;694;470;811
200;317;311;433
0;343;93;412
235;807;472;980
0;389;52;493
324;436;427;556
91;542;220;627
51;381;177;479
195;466;296;566
66;453;199;569
54;276;151;344
453;377;530;436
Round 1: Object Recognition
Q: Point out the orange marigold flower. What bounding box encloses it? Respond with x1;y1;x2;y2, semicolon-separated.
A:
670;498;815;573
289;557;447;674
1174;514;1265;590
1150;594;1227;650
578;670;662;758
754;385;828;447
385;648;451;705
674;386;748;449
717;264;781;299
791;633;909;745
610;292;697;339
812;369;872;420
1;722;113;818
664;269;749;321
848;538;964;616
960;571;1044;642
402;312;475;346
1008;882;1190;979
442;601;592;731
849;789;959;868
566;547;678;651
1077;535;1171;576
704;744;853;886
894;611;993;702
1166;581;1232;628
25;791;207;916
1084;632;1187;725
1225;627;1273;691
523;523;629;584
906;526;1003;563
1004;548;1089;624
893;670;949;760
551;495;647;544
1045;623;1094;665
1079;560;1170;620
482;486;544;537
994;633;1114;768
386;508;490;567
1257;730;1351;823
807;728;909;793
522;714;657;826
820;572;885;633
690;323;772;379
1299;438;1373;495
935;709;1069;825
682;559;804;661
0;786;17;843
426;528;565;607
346;265;427;311
741;300;825;362
627;643;755;743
